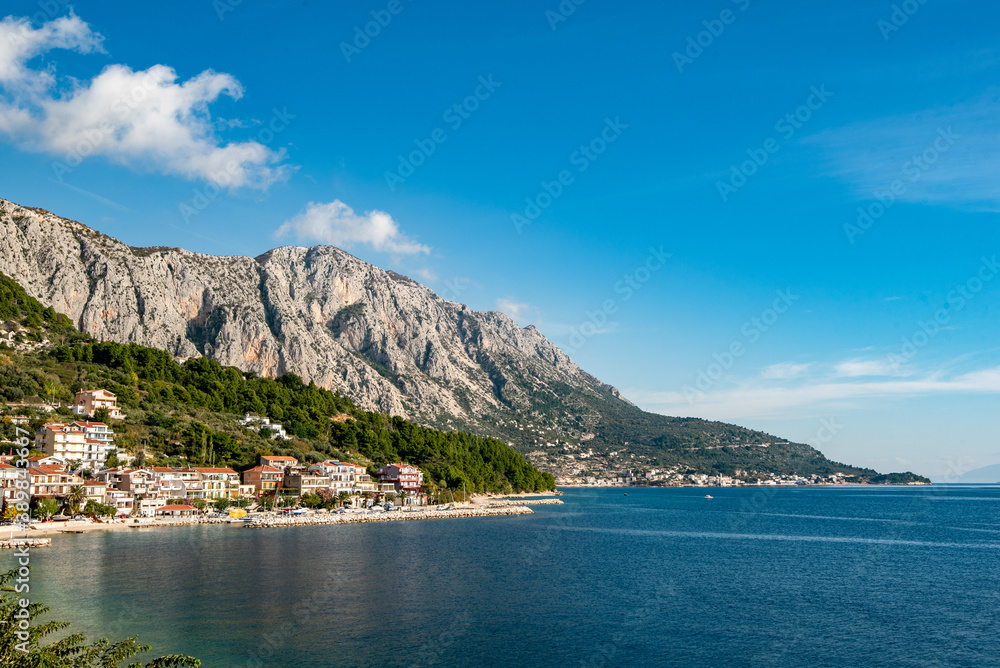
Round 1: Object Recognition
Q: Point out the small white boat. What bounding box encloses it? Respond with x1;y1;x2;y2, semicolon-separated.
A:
704;495;714;499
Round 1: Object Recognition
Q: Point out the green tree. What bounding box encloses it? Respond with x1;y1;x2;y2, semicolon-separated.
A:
93;406;112;424
212;497;231;512
32;498;59;519
300;493;322;509
0;568;200;666
84;500;114;517
68;485;86;514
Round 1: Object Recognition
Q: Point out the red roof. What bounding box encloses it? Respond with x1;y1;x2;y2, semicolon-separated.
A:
73;421;108;428
158;504;197;511
193;467;237;474
41;424;82;432
245;465;282;473
30;465;69;475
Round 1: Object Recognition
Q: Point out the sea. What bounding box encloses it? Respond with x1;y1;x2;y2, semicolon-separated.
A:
5;485;1000;667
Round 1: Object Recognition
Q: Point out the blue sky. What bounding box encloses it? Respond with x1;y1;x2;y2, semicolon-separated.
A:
1;0;998;478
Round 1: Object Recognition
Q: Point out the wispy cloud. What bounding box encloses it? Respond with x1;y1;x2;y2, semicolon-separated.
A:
761;362;812;379
274;200;430;255
833;358;904;378
496;297;548;326
413;267;438;283
633;366;1000;421
0;12;289;188
808;94;1000;210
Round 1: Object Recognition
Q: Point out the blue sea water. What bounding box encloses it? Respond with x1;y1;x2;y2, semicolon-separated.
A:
5;486;1000;667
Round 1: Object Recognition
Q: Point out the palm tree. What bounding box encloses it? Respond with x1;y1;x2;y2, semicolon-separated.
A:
68;485;86;515
336;491;350;508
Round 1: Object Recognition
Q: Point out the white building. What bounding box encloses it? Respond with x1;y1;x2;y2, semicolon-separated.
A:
34;421;116;470
238;414;290;440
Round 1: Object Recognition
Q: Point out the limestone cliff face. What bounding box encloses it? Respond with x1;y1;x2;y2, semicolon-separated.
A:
0;199;618;432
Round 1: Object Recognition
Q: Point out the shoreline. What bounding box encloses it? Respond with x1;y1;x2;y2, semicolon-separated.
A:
0;503;541;542
244;505;533;528
556;482;933;488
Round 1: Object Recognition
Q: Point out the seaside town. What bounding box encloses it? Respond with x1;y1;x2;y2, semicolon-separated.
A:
0;387;922;532
1;388;440;524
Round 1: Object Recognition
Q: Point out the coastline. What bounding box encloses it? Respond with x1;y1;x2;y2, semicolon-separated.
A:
244;505;533;528
0;503;540;543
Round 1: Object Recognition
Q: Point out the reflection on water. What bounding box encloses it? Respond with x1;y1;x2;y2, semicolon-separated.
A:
6;486;1000;667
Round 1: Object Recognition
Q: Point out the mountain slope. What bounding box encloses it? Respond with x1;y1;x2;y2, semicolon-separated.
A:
0;198;922;480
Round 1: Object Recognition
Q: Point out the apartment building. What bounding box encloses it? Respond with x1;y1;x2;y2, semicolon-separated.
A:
375;463;424;492
34;421;116;469
72;389;124;419
242;465;284;494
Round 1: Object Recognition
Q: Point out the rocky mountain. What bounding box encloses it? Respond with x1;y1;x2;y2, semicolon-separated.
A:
0;199;620;427
0;197;910;480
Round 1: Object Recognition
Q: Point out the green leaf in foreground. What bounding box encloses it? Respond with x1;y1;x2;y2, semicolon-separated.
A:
0;569;200;667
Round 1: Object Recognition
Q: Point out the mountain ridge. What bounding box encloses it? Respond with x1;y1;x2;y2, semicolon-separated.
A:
0;197;924;481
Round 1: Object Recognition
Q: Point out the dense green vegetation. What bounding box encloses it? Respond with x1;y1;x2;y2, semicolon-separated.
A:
0;274;554;493
0;568;200;666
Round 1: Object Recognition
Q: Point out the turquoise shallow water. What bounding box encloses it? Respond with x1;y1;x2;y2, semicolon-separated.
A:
5;486;1000;667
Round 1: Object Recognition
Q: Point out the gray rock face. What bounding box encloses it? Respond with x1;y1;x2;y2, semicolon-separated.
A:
0;199;618;433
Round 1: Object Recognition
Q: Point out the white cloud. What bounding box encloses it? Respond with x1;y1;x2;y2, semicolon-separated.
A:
496;297;532;322
833;358;901;378
0;13;104;89
632;366;1000;421
274;200;430;255
413;267;438;283
0;13;289;189
761;362;812;379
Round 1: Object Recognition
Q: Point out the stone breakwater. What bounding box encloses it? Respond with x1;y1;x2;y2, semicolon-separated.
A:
0;538;51;548
488;499;564;506
245;505;533;528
